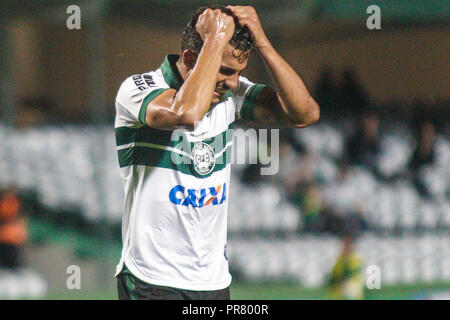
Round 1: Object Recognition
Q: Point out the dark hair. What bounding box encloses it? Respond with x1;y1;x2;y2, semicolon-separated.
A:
181;6;254;59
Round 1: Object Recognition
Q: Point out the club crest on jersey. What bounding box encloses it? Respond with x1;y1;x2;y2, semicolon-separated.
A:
169;183;226;207
192;142;216;176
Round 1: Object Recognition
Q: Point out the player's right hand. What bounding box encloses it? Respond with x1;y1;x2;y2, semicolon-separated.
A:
196;9;235;44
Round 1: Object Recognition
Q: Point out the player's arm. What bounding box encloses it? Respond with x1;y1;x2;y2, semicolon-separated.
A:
144;9;235;130
228;5;320;128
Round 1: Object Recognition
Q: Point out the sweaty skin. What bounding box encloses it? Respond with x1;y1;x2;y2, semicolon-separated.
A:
144;9;236;130
226;5;320;128
144;7;319;130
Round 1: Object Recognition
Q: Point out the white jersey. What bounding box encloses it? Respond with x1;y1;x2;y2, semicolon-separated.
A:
114;54;265;291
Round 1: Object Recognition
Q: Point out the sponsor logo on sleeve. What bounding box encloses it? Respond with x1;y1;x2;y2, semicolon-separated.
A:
132;74;156;91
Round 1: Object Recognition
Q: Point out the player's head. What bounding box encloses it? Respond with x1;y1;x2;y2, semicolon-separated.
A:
181;6;254;58
180;6;255;103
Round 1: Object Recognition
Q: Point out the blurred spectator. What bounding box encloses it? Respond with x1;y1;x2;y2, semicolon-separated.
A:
240;161;265;186
409;120;437;170
279;128;305;155
314;66;337;117
298;181;325;232
409;120;437;197
241;131;302;186
274;135;302;190
281;151;316;198
412;98;435;129
328;235;364;300
322;162;367;235
337;67;370;115
15;95;54;127
345;110;381;172
0;188;27;270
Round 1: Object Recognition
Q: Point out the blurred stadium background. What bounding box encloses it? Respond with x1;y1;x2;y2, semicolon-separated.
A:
0;0;449;299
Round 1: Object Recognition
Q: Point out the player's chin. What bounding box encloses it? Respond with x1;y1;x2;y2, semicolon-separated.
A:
212;93;223;104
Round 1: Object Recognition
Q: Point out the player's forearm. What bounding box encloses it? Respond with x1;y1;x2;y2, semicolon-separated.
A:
258;44;320;127
172;39;226;126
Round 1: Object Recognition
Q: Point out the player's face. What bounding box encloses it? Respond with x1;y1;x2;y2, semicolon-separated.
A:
212;44;249;104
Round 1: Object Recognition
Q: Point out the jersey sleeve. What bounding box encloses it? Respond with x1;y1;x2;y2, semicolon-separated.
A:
115;72;169;127
233;76;267;122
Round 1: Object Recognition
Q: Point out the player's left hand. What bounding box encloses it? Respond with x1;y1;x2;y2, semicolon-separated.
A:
226;5;271;49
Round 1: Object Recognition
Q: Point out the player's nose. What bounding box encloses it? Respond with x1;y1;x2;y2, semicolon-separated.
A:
224;74;239;90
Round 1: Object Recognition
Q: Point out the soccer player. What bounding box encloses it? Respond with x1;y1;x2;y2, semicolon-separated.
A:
114;5;319;300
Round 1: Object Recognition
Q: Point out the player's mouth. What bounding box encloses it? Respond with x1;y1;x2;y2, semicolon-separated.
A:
214;89;227;98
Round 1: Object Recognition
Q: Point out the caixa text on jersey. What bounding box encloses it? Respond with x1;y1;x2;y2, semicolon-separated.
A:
169;183;226;207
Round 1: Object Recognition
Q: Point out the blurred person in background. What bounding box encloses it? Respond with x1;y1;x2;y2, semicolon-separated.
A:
345;110;381;173
314;65;337;117
412;98;435;128
14;96;54;128
114;5;319;300
408;120;437;198
0;187;27;270
323;162;365;299
275;136;320;232
240;159;266;186
297;181;325;233
273;135;302;191
328;235;364;300
337;67;369;116
240;129;274;187
322;162;367;235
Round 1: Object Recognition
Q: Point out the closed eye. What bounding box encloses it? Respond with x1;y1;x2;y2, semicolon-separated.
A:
219;67;236;76
219;66;246;76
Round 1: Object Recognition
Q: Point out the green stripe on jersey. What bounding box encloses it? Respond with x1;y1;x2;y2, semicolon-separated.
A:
115;125;173;147
138;88;169;125
115;125;234;148
115;124;234;178
117;143;231;178
240;84;266;122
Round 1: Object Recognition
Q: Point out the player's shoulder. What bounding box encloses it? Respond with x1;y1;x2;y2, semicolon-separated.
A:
231;76;256;98
116;69;169;108
118;69;166;94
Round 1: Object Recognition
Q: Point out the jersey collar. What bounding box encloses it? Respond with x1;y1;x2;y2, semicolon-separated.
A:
161;55;184;90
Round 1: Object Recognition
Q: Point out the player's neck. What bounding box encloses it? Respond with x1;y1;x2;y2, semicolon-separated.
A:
176;58;189;82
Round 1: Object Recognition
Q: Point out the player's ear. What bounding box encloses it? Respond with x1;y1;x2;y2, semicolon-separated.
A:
182;50;197;70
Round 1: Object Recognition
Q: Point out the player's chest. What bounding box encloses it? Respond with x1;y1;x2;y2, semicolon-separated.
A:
190;99;235;141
